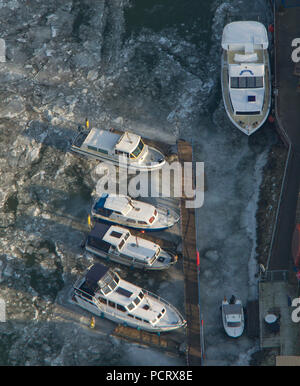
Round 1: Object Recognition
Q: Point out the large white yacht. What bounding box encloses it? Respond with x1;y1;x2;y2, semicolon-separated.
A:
71;126;165;170
221;21;271;135
91;193;180;231
84;221;178;270
72;263;187;332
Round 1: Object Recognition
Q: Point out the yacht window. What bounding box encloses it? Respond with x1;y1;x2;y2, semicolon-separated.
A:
247;77;255;88
110;231;123;239
138;221;147;225
118;239;125;250
135;316;142;321
117;304;126;312
124;232;130;240
239;77;246;88
230;76;264;89
97;148;108;154
143;319;150;324
100;272;119;295
130;139;144;159
128;313;134;318
154;209;157;216
99;297;107;304
109;280;117;291
133;296;141;306
149;216;155;224
108;300;115;308
227;321;241;327
87;145;97;152
127;219;136;223
139;291;144;299
113;273;120;284
102;286;111;295
127;303;135;311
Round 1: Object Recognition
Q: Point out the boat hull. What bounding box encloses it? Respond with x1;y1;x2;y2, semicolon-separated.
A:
72;291;186;332
70;143;165;171
85;244;176;270
91;209;179;232
221;300;245;338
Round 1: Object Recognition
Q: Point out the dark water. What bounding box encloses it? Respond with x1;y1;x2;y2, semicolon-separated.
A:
125;0;213;46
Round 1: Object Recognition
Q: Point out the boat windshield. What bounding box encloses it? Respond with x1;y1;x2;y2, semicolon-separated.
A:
227;321;241;327
230;76;264;89
100;272;119;295
126;291;144;311
130;139;144;159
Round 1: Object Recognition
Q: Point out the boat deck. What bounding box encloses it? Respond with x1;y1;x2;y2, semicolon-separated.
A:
227;48;264;65
222;50;271;134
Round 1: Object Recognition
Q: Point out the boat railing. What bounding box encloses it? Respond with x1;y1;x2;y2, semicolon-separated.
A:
141;289;186;326
156;205;179;223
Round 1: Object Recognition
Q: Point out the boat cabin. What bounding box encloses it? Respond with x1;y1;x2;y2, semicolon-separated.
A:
82;129;146;160
92;193;158;226
86;222;161;266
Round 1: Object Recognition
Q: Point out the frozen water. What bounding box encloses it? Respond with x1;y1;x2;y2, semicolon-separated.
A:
0;0;277;366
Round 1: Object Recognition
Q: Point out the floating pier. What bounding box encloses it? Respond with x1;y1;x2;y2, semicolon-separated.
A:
177;139;202;366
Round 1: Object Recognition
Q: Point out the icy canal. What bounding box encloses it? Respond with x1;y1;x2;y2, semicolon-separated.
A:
0;0;277;365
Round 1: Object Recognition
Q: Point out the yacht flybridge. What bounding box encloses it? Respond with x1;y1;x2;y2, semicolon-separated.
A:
91;193;180;231
71;126;165;170
84;222;177;270
72;263;186;332
221;21;271;135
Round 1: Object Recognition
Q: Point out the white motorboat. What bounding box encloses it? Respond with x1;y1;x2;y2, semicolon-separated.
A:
221;295;245;338
71;126;165;170
72;263;187;332
221;21;271;135
84;221;178;270
91;193;180;231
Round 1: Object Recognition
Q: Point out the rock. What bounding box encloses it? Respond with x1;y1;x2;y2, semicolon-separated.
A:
87;70;98;81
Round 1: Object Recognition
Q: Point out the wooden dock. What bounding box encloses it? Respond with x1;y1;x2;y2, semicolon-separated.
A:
112;325;183;355
177;139;202;366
